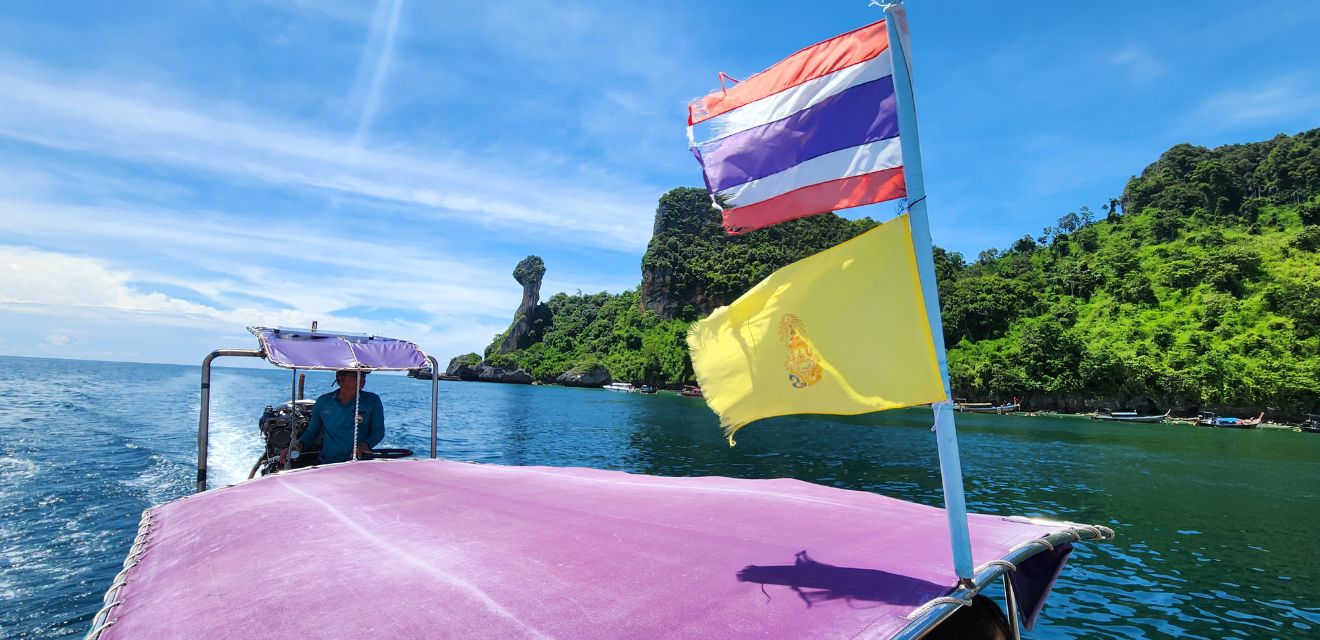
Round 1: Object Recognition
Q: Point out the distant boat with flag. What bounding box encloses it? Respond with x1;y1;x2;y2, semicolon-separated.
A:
89;4;1111;638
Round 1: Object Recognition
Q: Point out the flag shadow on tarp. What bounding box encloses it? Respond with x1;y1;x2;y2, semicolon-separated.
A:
737;550;944;608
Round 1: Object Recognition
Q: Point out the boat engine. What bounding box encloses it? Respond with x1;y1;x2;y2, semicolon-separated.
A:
253;399;318;477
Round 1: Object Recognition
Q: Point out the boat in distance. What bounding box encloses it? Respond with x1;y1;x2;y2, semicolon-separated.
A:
602;381;635;392
680;385;704;398
1091;409;1170;423
1197;411;1265;429
954;401;1020;414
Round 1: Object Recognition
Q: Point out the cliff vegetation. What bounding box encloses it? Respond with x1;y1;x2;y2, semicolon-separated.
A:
456;129;1320;418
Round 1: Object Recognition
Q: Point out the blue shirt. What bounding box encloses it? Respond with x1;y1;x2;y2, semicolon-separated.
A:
299;390;384;464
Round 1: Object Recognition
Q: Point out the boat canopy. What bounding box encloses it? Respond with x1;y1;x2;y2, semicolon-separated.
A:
90;460;1111;640
248;326;428;371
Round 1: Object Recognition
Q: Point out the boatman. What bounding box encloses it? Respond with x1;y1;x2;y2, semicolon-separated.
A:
283;367;385;465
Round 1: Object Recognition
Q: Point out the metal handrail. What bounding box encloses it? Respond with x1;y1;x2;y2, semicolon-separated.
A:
198;348;264;493
428;355;439;459
198;349;442;492
896;523;1115;639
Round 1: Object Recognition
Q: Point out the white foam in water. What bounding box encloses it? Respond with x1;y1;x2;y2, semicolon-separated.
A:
207;414;264;487
0;456;39;482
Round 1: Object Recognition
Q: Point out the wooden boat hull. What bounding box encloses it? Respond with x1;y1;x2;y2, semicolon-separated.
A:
1095;415;1167;423
1093;411;1169;423
956;403;1019;414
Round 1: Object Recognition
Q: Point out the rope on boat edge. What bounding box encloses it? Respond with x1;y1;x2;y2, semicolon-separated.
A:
1008;537;1055;555
85;507;155;640
974;558;1018;574
897;521;1116;635
905;595;975;620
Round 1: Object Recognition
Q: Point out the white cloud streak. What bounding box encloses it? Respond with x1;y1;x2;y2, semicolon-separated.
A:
1189;73;1320;131
349;0;405;150
0;59;657;251
0;245;510;364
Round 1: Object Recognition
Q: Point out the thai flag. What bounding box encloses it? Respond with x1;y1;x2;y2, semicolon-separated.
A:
689;19;905;234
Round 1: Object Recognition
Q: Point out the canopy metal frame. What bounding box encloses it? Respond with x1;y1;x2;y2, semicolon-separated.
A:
197;348;441;493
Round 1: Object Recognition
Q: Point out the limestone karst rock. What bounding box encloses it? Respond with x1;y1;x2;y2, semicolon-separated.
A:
496;256;551;354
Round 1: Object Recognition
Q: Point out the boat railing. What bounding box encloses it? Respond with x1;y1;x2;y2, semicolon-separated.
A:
896;520;1115;639
197;349;441;493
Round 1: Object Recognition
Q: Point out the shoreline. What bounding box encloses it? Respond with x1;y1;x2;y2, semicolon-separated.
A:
428;378;1313;429
1004;410;1305;430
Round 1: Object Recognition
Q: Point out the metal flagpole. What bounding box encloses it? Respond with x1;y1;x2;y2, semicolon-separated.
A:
884;1;976;582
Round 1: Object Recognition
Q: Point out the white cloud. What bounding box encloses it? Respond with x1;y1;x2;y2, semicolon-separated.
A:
0;195;636;315
0;58;658;251
1108;46;1165;83
1189;74;1320;131
346;0;404;149
0;245;512;364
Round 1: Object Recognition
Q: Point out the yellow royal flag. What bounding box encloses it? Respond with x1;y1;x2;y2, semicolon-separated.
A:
687;214;947;442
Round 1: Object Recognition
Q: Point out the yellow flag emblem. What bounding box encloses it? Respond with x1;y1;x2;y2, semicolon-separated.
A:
780;314;823;388
687;214;947;442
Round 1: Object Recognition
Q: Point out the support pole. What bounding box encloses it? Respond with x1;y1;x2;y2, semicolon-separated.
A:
1003;573;1023;640
427;355;440;459
885;2;975;581
198;348;263;493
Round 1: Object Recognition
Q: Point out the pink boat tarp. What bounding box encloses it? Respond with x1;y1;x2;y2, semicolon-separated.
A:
90;460;1110;639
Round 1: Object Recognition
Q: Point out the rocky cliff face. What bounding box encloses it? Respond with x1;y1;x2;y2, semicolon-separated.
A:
555;364;611;387
446;355;533;384
639;189;727;319
496;255;551;354
639;266;677;318
639;187;876;320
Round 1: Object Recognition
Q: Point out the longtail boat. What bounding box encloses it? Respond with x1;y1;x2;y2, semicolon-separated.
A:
956;401;1021;414
1197;411;1265;429
89;4;1114;637
1092;409;1170;423
85;324;1113;640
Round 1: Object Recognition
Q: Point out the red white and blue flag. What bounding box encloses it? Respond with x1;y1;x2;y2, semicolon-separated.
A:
688;19;905;233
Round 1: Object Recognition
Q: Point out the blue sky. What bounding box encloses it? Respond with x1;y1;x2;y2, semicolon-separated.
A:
1;0;1317;365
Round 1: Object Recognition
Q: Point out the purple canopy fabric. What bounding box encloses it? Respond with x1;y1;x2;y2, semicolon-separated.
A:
92;461;1104;639
248;326;428;371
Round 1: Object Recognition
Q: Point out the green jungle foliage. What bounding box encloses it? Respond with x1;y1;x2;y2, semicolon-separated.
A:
945;129;1320;415
474;130;1319;415
485;190;878;386
641;188;879;320
490;289;694;385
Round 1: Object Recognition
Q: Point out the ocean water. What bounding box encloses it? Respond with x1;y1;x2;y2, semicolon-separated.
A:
0;355;1317;639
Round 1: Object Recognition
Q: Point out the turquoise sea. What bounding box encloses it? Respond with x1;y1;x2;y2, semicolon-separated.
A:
1;355;1317;638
